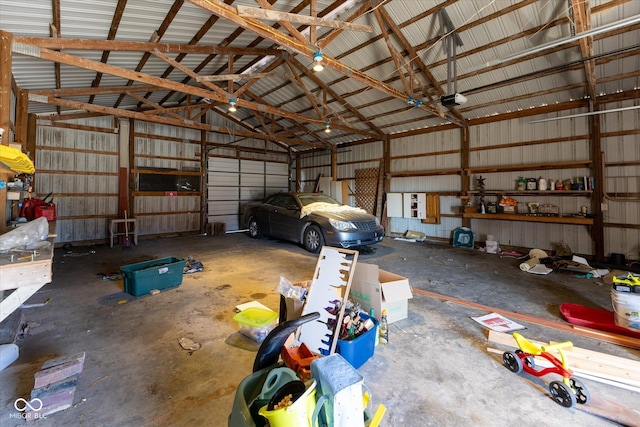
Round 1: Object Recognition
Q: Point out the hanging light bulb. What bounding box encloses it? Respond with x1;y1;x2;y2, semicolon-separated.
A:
229;99;237;112
324;121;331;133
313;51;324;72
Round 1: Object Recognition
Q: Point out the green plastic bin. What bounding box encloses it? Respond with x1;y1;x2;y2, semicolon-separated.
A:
120;257;186;296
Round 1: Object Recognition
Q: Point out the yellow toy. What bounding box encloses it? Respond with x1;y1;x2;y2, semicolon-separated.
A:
502;332;590;408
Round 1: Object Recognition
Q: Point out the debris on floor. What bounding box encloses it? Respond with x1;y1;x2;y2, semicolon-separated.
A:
178;337;201;353
183;257;204;274
22;352;86;420
471;312;526;333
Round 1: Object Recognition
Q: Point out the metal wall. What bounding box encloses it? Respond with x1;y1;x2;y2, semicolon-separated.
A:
600;98;640;261
382;108;627;257
132;121;203;236
35;117;119;243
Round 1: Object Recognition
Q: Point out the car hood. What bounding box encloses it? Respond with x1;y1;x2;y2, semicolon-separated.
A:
301;202;372;220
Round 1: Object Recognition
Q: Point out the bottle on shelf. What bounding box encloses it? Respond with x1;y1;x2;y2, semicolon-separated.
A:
379;309;389;345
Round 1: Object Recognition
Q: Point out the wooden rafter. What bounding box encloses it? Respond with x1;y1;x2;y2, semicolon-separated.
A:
13;36;282;56
114;0;184;108
125;91;184;120
185;0;463;127
571;0;597;100
285;55;384;137
196;72;276;82
27;93;325;149
252;0;309;46
318;0;373;49
12;44;345;132
373;9;413;96
284;59;324;119
89;0;127;105
236;5;373;33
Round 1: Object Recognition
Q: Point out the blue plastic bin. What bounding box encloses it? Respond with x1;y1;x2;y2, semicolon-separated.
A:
336;313;378;369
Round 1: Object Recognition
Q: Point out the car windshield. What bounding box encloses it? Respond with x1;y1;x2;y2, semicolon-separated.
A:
297;194;341;207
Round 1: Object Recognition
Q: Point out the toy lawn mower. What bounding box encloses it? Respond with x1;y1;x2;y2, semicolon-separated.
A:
502;332;590;408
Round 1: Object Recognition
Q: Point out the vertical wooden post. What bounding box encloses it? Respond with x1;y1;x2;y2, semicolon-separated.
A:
330;146;337;180
200;124;207;234
295;150;301;192
461;125;470;228
0;31;12;145
16;89;29;148
383;134;391;193
590;101;605;261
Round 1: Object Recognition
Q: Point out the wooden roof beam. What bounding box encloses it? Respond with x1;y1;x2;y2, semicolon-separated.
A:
186;0;463;127
28;94;325;149
12;44;341;129
571;0;597;101
89;0;127;105
13;36;282;56
286;55;384;137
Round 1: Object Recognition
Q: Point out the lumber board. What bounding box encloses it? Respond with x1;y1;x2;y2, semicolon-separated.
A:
487;347;640;392
412;288;640;349
487;331;640;386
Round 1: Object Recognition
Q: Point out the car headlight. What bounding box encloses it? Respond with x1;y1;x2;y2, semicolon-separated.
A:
329;218;355;231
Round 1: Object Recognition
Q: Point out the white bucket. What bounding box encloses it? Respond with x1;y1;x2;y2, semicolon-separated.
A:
611;289;640;331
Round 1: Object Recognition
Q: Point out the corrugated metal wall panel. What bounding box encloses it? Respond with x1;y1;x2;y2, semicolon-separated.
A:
600;99;640;260
35;120;119;244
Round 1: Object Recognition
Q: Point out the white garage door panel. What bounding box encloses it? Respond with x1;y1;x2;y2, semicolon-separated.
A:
241;159;264;174
240;187;266;200
209;171;239;186
208;187;239;200
208;157;289;231
210;158;239;172
265;175;287;186
241;174;265;186
266;162;288;174
208;200;240;215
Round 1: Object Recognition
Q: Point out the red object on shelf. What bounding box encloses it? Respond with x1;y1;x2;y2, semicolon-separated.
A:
34;203;56;221
559;303;640;339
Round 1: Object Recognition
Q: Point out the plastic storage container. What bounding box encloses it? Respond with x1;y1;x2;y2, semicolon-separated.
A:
233;308;279;343
611;288;640;331
120;257;186;297
336;313;378;368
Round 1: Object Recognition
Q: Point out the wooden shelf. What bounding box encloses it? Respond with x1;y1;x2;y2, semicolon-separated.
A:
465;160;592;174
463;213;593;225
466;190;592;197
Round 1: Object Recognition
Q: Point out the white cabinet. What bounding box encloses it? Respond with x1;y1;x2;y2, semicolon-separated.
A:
387;193;403;217
387;193;427;219
403;193;426;219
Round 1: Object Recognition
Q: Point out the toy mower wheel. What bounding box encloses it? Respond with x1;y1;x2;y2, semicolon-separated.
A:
503;351;523;374
549;381;576;408
569;378;590;405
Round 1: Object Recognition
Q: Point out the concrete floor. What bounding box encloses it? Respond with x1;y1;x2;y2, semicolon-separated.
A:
1;234;639;426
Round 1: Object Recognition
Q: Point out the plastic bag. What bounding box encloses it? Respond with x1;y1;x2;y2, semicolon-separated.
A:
277;276;307;301
0;217;51;252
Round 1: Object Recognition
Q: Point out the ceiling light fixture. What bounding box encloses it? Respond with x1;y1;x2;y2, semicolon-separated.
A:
229;99;237;112
324;121;331;133
313;51;324;72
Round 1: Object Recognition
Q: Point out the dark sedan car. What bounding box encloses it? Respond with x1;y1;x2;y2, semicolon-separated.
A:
243;192;384;253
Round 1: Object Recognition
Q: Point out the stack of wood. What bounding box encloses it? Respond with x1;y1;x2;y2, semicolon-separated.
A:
25;352;85;421
487;331;640;392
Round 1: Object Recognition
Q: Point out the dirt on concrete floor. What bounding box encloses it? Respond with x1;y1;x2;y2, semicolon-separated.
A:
1;234;639;426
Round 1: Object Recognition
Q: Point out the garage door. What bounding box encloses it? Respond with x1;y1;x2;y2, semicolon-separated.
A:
206;157;289;231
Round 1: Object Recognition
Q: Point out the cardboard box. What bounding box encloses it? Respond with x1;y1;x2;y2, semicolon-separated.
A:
349;263;413;324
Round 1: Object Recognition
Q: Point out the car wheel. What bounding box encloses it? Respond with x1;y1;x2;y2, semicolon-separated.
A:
303;225;324;253
248;217;262;239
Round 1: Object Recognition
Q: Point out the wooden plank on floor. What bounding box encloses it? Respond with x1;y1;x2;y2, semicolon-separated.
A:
412;288;640;349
